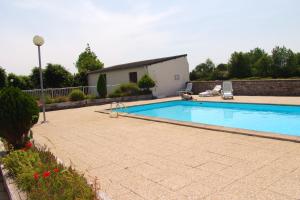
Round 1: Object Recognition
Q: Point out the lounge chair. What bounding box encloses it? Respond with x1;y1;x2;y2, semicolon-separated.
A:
177;82;193;95
199;85;222;97
221;81;234;99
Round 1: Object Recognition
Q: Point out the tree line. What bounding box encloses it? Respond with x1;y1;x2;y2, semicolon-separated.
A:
0;44;103;90
190;46;300;81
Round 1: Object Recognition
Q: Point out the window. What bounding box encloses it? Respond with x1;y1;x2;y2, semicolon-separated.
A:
174;74;180;80
129;72;138;83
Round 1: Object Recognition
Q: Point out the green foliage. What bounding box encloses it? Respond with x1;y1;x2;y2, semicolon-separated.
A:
109;83;140;98
44;64;73;88
2;146;95;200
85;94;97;100
69;89;85;101
253;55;273;77
191;46;300;81
229;52;251;78
76;44;104;73
73;71;88;86
138;74;155;92
0;66;7;89
0;87;39;148
190;59;215;80
7;73;33;90
29;67;43;89
97;74;107;98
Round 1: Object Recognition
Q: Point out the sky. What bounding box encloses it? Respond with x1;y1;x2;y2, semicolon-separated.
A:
0;0;300;75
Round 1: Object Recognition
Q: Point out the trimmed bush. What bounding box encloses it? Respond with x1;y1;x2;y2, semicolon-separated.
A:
68;89;85;101
97;74;107;98
109;83;140;98
0;87;39;148
138;74;155;93
2;146;96;200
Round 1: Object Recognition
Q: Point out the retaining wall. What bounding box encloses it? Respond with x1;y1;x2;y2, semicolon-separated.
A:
191;79;300;96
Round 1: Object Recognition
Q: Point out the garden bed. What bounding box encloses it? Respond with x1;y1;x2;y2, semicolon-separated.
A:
0;140;100;200
44;94;153;111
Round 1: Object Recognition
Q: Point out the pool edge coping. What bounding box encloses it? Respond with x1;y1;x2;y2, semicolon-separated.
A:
97;99;300;143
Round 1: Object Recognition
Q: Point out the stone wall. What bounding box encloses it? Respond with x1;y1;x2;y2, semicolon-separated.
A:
191;79;300;96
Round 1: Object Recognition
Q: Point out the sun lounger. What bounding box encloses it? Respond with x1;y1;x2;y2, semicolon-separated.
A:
221;81;234;99
199;85;222;97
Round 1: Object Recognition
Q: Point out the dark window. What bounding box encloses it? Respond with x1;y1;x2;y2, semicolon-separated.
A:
129;72;137;83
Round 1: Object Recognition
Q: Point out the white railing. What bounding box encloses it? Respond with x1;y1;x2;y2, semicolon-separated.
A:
23;86;97;98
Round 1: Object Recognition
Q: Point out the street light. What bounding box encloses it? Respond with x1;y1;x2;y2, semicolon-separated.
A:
33;35;46;123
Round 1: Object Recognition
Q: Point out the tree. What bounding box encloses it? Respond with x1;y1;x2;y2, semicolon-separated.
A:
253;55;273;77
7;73;32;90
138;74;156;93
271;46;297;77
190;59;215;80
76;44;104;73
229;52;251;78
97;74;107;98
30;67;44;89
44;63;73;88
73;71;88;86
216;63;228;71
248;48;267;65
0;67;7;89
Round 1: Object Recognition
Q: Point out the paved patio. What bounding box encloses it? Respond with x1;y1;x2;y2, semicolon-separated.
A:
32;96;300;200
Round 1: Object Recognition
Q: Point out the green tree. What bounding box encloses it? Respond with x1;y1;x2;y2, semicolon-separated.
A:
138;74;156;93
0;67;7;89
271;46;297;77
190;59;215;80
30;67;44;89
97;74;107;98
216;63;228;71
73;71;88;86
76;44;104;73
7;73;32;90
253;55;273;77
229;52;251;78
44;63;73;88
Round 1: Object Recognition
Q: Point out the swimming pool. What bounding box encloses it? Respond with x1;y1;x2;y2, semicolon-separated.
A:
117;100;300;136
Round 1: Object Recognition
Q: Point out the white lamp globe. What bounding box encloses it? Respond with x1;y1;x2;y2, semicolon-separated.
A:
33;35;45;46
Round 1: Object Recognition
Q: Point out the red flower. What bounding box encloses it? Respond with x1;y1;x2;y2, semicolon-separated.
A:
53;168;59;173
43;171;51;178
25;141;32;149
33;172;39;180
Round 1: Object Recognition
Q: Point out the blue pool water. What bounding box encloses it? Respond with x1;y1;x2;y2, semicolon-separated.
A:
117;100;300;136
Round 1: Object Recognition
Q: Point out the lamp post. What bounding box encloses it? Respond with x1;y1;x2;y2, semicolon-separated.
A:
33;35;46;123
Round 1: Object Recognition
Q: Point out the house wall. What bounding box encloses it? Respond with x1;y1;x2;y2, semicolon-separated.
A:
148;56;190;98
191;79;300;96
88;67;148;94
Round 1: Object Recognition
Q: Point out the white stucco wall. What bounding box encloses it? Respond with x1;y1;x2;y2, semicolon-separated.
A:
148;56;189;98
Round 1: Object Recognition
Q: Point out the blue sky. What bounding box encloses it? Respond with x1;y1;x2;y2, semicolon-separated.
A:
0;0;300;75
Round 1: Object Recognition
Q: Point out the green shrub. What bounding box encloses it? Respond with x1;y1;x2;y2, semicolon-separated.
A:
45;95;54;104
2;146;95;200
0;87;39;148
85;94;97;100
68;89;85;101
53;96;69;103
108;83;140;98
97;74;107;98
138;74;155;93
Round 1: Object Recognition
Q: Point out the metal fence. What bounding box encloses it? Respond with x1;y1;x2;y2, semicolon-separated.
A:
23;86;97;98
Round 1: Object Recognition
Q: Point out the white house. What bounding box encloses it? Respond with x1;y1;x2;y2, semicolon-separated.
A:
87;54;190;98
